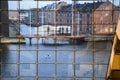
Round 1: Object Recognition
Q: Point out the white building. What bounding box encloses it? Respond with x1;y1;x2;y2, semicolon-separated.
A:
9;10;19;21
20;11;29;21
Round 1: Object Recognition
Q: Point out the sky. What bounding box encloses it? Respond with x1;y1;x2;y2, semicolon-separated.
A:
8;0;120;10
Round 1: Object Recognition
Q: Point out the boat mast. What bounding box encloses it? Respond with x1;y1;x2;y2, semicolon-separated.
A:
72;1;74;36
29;7;32;36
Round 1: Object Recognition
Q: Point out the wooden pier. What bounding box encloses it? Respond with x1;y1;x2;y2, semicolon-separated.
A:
21;34;85;45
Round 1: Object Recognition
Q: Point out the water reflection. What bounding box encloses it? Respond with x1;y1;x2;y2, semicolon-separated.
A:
0;41;112;79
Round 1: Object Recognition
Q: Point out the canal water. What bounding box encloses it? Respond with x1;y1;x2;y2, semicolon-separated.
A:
0;24;112;80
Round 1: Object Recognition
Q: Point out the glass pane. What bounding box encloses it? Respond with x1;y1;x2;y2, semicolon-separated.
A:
38;51;55;63
1;51;18;63
5;44;19;51
94;51;111;64
76;64;93;77
38;64;55;77
76;78;92;80
8;1;18;10
57;51;74;63
20;77;36;80
58;78;74;80
1;64;18;76
0;64;1;76
57;64;74;77
38;78;55;80
94;65;108;78
76;50;93;64
20;64;36;76
95;78;105;80
1;78;17;80
20;51;36;63
20;0;37;10
94;41;112;50
20;44;37;50
57;45;74;51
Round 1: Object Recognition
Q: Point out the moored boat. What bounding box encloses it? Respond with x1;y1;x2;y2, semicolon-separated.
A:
40;25;71;45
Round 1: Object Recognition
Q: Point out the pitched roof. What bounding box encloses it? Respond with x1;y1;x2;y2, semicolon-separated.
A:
41;2;66;10
58;1;104;12
81;2;103;11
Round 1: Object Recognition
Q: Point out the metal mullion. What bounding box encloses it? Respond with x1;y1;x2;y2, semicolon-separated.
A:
38;76;54;78
38;63;55;64
17;0;21;80
19;63;37;64
36;1;39;80
54;1;58;80
56;63;94;65
23;49;55;51
58;76;93;78
72;1;77;80
19;76;36;78
76;49;112;51
93;0;95;80
55;49;57;80
34;63;110;65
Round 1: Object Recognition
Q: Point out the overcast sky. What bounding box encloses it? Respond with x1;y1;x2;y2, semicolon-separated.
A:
8;0;120;10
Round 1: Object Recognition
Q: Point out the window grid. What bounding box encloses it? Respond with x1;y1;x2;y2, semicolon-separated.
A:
0;0;120;80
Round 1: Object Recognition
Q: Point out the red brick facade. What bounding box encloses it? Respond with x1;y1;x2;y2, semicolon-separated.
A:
92;1;118;35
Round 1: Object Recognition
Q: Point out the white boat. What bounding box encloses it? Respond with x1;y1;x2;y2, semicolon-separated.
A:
40;25;71;45
42;37;70;45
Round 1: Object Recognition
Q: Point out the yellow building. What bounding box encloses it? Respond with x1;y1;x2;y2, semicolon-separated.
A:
107;15;120;80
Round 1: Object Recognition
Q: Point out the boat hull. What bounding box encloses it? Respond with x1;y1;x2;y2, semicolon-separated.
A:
42;38;70;45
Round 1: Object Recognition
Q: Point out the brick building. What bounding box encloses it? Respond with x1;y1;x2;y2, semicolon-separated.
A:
40;1;103;35
56;1;118;35
27;1;118;36
92;0;118;35
40;2;68;25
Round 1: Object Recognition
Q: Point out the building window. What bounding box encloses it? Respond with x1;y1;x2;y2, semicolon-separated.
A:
100;25;103;32
100;11;102;17
105;28;108;32
110;28;113;32
105;13;109;16
100;21;103;32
